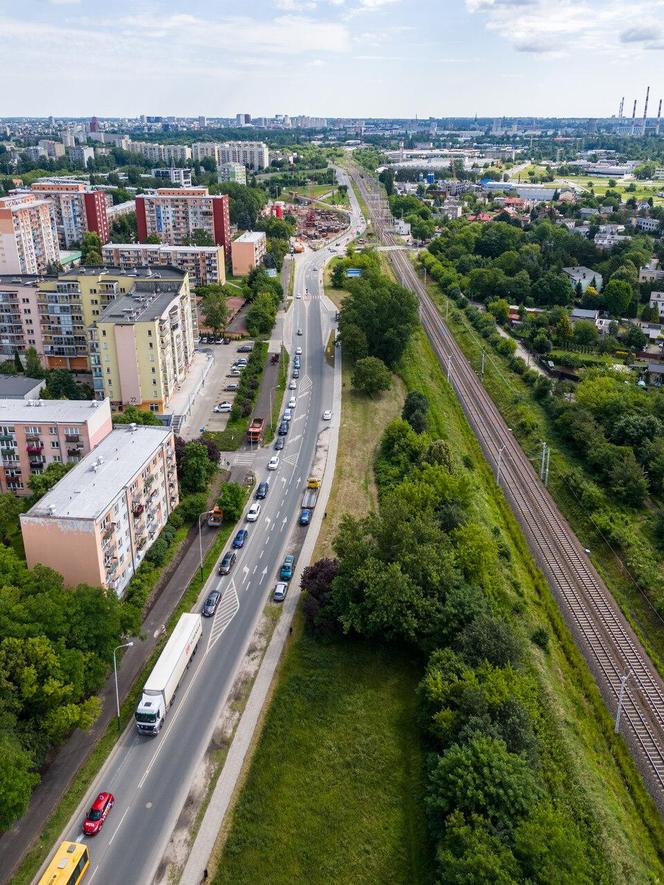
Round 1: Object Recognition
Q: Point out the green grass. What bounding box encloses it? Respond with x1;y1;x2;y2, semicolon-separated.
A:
213;633;434;885
10;507;243;885
399;327;664;879
552;174;664;204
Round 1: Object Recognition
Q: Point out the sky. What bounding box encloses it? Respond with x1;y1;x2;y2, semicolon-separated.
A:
3;0;664;118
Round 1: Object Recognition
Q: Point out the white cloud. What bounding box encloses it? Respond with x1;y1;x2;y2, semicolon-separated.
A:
465;0;664;57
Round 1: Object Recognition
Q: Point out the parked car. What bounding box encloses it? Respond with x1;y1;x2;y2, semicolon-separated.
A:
213;402;232;413
279;554;295;580
292;368;300;379
203;590;221;618
282;408;292;422
228;368;241;377
256;481;269;499
83;792;114;836
289;379;297;390
225;383;239;392
218;551;237;575
246;502;261;522
268;454;280;470
322;410;332;421
299;508;312;526
273;582;289;602
232;529;248;549
237;343;253;353
288;397;297;409
293;356;301;369
278;421;289;436
234;358;248;366
295;346;302;355
274;436;285;451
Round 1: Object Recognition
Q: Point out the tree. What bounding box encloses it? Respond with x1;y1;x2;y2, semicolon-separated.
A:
301;558;340;632
352;356;392;397
532;272;574;307
603;279;632;317
24;347;44;379
179;441;214;494
145;233;161;244
0;732;39;830
80;231;102;264
28;462;73;499
426;735;539;836
186;228;215;247
246;291;277;337
340;323;368;364
201;290;229;337
436;811;519;884
459;613;523;668
112;406;162;426
217;482;245;522
13;350;22;373
402;390;429;433
572;320;599;346
623;323;647;351
487;298;510;324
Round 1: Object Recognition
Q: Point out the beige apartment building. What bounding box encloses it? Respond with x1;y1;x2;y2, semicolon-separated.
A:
90;274;196;413
101;243;225;286
0;398;112;495
219;141;269;170
231;231;267;276
0;194;60;275
27;178;110;248
21;425;178;595
135;188;231;252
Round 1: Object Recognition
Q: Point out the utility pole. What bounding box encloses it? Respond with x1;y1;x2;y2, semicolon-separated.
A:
446;355;452;382
540;441;547;483
615;671;631;734
496;444;506;486
481;349;486;378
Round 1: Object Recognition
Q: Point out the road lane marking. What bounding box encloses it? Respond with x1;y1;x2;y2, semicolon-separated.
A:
259;549;264;559
107;808;130;846
207;585;240;651
88;866;100;884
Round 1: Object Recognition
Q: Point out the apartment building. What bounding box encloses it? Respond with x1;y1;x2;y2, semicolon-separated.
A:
635;217;662;234
219;141;269;170
192;142;220;165
0;397;112;495
152;168;192;187
69;146;95;167
231;231;266;275
27;179;110;248
217;162;247;185
130;142;192;164
37;265;188;370
0;193;60;275
135;188;231;252
640;260;664;284
101;243;225;286
90;274;196;412
20;425;179;595
38;140;65;159
0;275;46;358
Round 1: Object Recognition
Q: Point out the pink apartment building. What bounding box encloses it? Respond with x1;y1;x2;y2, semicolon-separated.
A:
0;398;112;495
20;424;179;595
0;193;60;275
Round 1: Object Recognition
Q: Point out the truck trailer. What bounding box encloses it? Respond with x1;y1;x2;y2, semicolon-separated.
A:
134;613;203;735
247;417;265;445
302;487;319;509
307;429;330;489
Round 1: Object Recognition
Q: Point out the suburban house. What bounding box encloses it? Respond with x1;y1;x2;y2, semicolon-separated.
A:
563;267;603;293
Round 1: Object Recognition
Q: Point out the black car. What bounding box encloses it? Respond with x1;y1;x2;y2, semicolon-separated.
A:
203;590;221;617
278;421;289;436
218;551;237;575
256;481;269;499
292;368;300;379
274;436;285;450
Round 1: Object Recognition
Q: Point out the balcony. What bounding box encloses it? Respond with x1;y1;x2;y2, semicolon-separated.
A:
65;433;81;443
132;503;144;517
67;448;82;459
0;434;14;444
102;523;116;542
26;443;43;454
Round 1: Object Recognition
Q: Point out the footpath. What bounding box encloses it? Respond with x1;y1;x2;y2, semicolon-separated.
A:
0;488;226;884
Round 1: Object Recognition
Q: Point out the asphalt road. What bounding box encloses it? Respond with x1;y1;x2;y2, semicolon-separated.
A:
46;220;358;884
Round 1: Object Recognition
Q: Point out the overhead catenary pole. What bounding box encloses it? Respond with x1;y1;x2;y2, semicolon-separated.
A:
615;670;631;734
496;443;507;486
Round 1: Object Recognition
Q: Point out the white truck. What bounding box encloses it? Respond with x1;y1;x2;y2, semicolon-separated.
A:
134;613;202;736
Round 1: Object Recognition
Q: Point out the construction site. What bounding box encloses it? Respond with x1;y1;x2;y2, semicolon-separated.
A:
272;199;348;248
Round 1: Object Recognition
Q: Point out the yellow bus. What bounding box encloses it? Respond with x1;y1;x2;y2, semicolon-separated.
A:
39;842;90;885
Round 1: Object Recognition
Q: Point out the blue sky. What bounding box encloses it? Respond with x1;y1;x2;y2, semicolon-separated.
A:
3;0;664;118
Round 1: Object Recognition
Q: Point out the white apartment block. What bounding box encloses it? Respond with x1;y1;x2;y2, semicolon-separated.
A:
650;292;664;320
101;243;225;286
640;260;664;284
152;168;193;187
635;217;662;234
69;146;95;166
219;141;269;170
0;194;60;275
21;425;179;596
217;162;247;185
192;142;221;165
130;141;192;164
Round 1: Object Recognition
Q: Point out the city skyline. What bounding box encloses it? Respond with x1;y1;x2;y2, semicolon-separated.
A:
4;0;664;118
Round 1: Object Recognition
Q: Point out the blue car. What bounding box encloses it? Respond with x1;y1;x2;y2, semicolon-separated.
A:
279;554;295;580
232;529;248;549
299;509;312;526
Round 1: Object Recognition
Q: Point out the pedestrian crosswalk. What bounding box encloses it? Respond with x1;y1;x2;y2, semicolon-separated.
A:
207;583;240;651
233;452;254;466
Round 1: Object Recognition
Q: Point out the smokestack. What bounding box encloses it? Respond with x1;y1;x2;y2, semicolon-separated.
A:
619;96;624;118
642;86;650;134
632;99;637;119
657;99;662;135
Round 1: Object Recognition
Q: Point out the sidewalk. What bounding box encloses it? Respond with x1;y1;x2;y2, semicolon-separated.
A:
181;307;342;884
0;491;226;884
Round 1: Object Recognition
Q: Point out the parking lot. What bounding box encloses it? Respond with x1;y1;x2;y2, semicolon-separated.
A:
180;339;255;439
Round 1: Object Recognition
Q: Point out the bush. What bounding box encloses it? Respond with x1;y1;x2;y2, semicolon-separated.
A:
177;492;209;524
145;538;169;566
531;627;550;650
217;482;246;522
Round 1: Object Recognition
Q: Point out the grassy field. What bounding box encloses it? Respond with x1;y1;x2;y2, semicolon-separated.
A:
553;174;664;203
284;183;335;201
398;328;664;879
212;635;433;885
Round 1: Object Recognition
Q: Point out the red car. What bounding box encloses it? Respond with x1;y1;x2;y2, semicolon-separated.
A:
83;791;114;835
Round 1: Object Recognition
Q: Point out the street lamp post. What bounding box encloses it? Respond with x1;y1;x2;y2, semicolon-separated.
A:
198;511;209;575
113;642;134;731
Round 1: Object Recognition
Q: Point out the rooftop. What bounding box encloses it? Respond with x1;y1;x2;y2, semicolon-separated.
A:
0;396;107;420
98;281;183;324
103;243;221;254
234;231;267;244
59;265;186;280
26;425;172;521
563;266;600;280
0;376;45;398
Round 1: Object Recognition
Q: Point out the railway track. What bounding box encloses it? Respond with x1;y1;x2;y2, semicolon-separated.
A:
352;167;664;807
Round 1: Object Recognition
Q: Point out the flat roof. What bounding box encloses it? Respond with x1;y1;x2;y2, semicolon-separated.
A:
0;377;45;398
102;243;220;254
26;426;172;521
59;265;186;280
98;281;182;324
0;396;107;420
234;231;266;244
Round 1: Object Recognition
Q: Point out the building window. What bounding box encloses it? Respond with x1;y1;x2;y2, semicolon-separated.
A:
51;441;60;449
53;455;62;462
49;426;57;434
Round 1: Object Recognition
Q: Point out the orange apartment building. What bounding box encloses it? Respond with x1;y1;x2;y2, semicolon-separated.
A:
0;193;60;275
0;397;112;495
231;231;267;276
21;424;179;595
